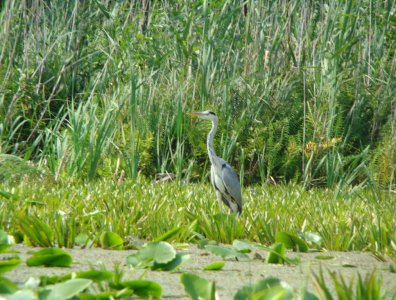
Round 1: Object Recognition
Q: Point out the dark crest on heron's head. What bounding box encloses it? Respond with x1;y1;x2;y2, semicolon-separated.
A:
208;111;216;116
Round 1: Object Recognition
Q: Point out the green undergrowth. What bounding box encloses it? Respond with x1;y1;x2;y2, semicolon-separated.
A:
1;178;395;258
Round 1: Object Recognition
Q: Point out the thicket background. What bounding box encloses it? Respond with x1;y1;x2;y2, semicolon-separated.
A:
0;0;395;191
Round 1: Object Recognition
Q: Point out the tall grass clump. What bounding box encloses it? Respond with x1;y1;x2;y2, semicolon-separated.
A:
0;0;394;190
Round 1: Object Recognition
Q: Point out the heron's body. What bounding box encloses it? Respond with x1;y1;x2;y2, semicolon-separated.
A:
189;110;242;214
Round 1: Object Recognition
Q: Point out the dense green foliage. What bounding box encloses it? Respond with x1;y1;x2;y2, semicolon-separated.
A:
0;0;395;188
1;179;395;257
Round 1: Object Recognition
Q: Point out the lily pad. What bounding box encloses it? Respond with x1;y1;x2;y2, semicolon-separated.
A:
315;255;335;260
121;279;162;299
235;277;293;300
0;276;18;294
152;253;190;271
99;231;124;250
180;273;216;300
265;242;286;264
0;257;22;274
275;232;309;252
26;248;72;267
45;278;92;300
126;241;177;268
203;261;225;271
205;245;249;260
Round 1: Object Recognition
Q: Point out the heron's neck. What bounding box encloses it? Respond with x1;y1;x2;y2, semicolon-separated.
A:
207;117;218;165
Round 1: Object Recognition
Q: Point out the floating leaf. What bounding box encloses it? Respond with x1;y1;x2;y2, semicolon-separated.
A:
121;280;162;299
300;290;320;300
40;270;113;286
265;242;286;264
152;253;190;271
45;278;92;300
0;244;11;253
79;289;134;300
203;261;225;271
26;248;72;267
180;273;216;300
0;276;18;294
235;277;293;300
140;241;176;263
299;232;323;247
389;264;396;273
342;263;357;268
173;243;190;249
232;239;253;253
75;233;90;246
198;239;218;249
0;257;22;274
315;255;335;260
99;231;124;250
7;289;37;300
205;245;249;260
275;232;309;252
126;241;177;268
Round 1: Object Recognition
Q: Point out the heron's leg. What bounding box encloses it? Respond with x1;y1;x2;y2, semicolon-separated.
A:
215;191;223;213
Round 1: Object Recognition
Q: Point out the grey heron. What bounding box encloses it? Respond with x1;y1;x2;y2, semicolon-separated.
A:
189;111;242;214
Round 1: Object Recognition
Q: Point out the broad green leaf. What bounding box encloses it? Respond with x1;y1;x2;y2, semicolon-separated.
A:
173;243;190;249
0;230;9;244
342;263;357;268
0;244;11;253
7;290;37;300
45;278;92;300
41;270;114;285
234;277;293;300
204;261;225;271
121;280;162;299
0;276;18;294
75;233;90;246
79;289;134;300
300;290;319;300
275;232;309;252
152;253;190;271
153;227;183;242
205;245;249;260
26;248;72;267
138;241;176;264
76;270;113;281
99;231;124;250
0;257;22;274
198;239;218;249
180;273;216;300
389;264;396;273
252;286;293;300
299;232;323;247
265;243;285;264
232;240;253;253
126;241;177;268
315;255;335;260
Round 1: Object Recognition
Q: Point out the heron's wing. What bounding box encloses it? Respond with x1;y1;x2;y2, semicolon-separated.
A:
220;161;242;213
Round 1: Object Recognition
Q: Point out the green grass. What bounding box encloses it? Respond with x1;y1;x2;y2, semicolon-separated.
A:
1;178;395;258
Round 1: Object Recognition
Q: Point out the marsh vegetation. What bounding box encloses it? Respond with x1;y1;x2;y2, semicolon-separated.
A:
0;0;395;298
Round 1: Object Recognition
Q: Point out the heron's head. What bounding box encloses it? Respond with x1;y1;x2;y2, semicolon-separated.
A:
188;110;217;121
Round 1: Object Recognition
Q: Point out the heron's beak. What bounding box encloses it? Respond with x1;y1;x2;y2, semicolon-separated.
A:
188;112;204;117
